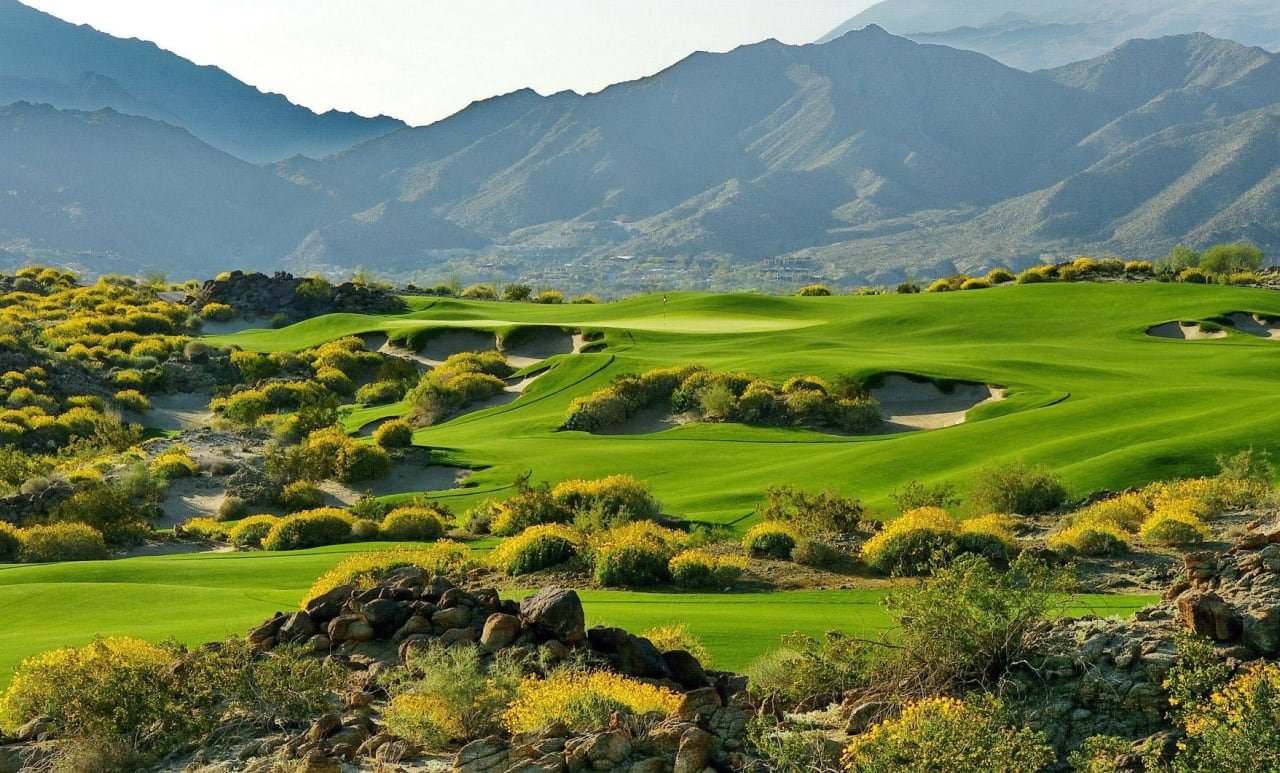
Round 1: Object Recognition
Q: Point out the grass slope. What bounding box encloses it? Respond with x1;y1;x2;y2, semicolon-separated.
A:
213;283;1280;522
0;548;1153;679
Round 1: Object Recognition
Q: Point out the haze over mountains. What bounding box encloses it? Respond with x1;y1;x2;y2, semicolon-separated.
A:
822;0;1280;72
0;0;403;162
3;1;1280;286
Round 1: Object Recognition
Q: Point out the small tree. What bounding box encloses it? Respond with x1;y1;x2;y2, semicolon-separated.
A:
502;283;532;302
1200;242;1264;277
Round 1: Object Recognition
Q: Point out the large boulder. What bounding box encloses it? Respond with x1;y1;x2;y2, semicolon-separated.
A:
519;587;586;644
1177;590;1241;641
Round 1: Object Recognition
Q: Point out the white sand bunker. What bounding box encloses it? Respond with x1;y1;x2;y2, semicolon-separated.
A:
501;327;576;368
1227;313;1280;340
871;375;1005;432
132;392;216;431
157;475;228;529
1147;322;1228;341
319;463;474;506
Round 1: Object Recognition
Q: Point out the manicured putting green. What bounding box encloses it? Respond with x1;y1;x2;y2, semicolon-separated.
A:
0;548;1154;682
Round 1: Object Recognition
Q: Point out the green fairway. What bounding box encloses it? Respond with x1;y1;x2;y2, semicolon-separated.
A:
211;283;1280;522
0;550;1154;680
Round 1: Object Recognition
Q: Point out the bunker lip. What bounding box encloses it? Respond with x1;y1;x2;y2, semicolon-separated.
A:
1147;321;1228;340
869;374;1006;432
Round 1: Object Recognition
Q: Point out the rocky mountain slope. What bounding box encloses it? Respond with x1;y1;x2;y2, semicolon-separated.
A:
4;25;1280;284
821;0;1280;72
0;0;404;162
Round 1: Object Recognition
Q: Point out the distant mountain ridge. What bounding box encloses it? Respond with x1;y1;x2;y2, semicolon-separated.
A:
0;0;404;162
820;0;1280;71
2;26;1280;285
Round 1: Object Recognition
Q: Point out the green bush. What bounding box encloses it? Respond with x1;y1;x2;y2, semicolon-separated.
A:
382;645;522;751
17;523;109;563
216;495;249;522
744;521;797;560
594;541;674;587
754;485;862;536
337;442;393;484
113;389;149;412
1047;521;1129;557
277;480;327;512
380;506;447;542
796;285;833;297
199;302;235;322
969;460;1068;515
262;508;354;551
227;515;279;549
373;419;414;448
668;549;746;588
792;538;841;568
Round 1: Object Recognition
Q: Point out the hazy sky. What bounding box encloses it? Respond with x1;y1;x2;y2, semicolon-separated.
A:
22;1;877;125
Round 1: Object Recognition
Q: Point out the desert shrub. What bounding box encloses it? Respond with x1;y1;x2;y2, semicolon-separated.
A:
535;290;564;304
1047;521;1129;557
149;446;197;480
570;294;599;304
957;513;1021;562
18;519;108;560
1170;662;1280;771
382;645;523;750
669;549;747;587
351;518;381;540
754;485;862;535
113;389;149;412
925;279;953;293
0;637;175;742
1179;267;1211;284
502;670;681;734
199;302;235;322
373;419;414;448
355;379;408;406
747;631;871;706
552;474;661;527
337;442;393;484
213;389;271;425
594;540;674;586
969;460;1068;514
744;521;798;560
216;495;249;522
841;696;1053;772
960;277;991;290
262;508;354;551
1125;260;1155;275
792;538;841;568
181;517;229;541
314;366;354;396
489;524;582;576
301;543;472;605
277;480;327;512
227;515;279;548
47;483;151;545
986;268;1016;284
380;506;447;542
890;479;960;512
1016;267;1048;284
0;522;20;562
460;284;497;300
861;507;958;575
1139;508;1210;547
490;486;572;537
640;623;713;666
1067;736;1135;773
883;553;1072;696
796;284;833;297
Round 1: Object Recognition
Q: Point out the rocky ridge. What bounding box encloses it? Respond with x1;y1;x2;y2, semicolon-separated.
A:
190;272;407;323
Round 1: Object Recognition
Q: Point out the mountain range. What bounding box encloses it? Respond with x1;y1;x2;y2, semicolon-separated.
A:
3;5;1280;286
821;0;1280;72
0;0;403;162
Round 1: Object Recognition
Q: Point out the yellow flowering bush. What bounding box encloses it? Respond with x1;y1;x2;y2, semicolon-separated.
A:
379;506;447;542
669;549;747;588
383;645;522;750
1046;520;1129;557
1077;492;1151;532
17;522;109;563
0;637;176;740
149;445;198;480
227;514;279;548
489;524;583;576
589;521;688;586
841;696;1053;772
1139;506;1211;547
1171;662;1280;770
502;671;681;734
301;542;472;606
861;507;958;575
181;517;229;541
744;521;798;560
261;507;355;551
551;474;661;525
640;623;712;666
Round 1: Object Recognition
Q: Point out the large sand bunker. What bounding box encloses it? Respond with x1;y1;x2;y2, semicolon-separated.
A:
871;375;1005;432
500;327;576;368
421;329;499;361
1227;313;1280;340
1147;321;1228;341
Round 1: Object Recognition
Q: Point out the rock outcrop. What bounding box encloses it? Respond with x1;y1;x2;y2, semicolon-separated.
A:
190;271;406;323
